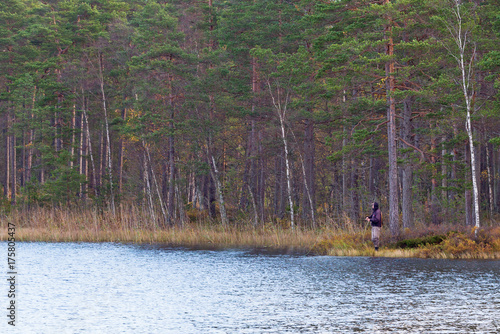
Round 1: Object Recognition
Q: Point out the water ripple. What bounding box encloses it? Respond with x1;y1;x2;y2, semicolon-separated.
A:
5;242;500;333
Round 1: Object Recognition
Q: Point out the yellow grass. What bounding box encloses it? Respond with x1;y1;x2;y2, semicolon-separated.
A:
1;207;499;259
0;207;326;251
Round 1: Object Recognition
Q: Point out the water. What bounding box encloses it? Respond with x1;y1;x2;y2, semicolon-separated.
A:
3;242;500;333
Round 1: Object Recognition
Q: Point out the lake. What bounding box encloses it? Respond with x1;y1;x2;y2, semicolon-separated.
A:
4;242;500;333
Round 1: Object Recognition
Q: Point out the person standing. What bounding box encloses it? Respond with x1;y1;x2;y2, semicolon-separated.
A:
366;202;382;251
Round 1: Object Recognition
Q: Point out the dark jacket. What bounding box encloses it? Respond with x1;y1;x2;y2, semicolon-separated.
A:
369;209;382;227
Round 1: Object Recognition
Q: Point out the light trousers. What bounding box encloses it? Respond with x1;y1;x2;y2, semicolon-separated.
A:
371;226;381;248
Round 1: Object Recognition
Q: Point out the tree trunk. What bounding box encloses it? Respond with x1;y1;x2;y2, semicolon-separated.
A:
486;142;494;219
496;149;500;213
342;90;348;214
70;103;76;168
248;183;259;227
369;157;375;195
258;129;265;222
495;149;499;213
210;155;228;226
79;100;87;199
441;137;448;217
448;0;480;230
5;114;10;198
250;123;257;215
342;130;348;215
450;119;459;203
401;98;413;229
166;65;176;224
98;52;115;215
8;108;16;204
28;86;36;186
239;123;253;211
144;141;168;227
384;0;400;236
430;128;439;224
274;145;281;217
208;174;216;219
302;119;316;226
465;88;480;230
267;79;294;229
465;143;473;226
10;130;16;204
175;184;185;226
279;114;294;229
83;108;97;198
27;125;33;186
98;127;105;196
21;129;25;188
168;133;175;223
274;147;286;219
350;159;359;224
118;108;127;195
79;90;86;199
144;151;156;227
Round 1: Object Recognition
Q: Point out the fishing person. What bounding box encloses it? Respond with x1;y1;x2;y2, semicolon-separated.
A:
365;202;382;251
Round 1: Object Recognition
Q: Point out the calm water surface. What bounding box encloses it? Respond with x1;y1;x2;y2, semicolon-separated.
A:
3;242;500;333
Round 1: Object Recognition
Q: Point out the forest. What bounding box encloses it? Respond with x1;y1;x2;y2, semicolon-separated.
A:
1;0;500;238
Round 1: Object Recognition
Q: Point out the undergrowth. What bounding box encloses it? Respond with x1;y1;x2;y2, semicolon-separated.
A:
0;206;499;259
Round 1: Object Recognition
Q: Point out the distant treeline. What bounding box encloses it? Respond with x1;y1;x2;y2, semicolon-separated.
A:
1;0;499;235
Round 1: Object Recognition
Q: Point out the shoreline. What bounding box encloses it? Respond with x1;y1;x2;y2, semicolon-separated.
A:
2;225;500;260
1;206;499;260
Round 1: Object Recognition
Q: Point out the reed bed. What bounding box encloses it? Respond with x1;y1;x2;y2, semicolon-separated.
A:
1;206;499;259
0;206;327;251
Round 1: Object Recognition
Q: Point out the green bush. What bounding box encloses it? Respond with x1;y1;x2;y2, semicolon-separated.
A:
396;235;446;249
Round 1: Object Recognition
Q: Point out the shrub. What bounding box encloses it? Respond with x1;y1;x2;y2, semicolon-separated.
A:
440;232;492;257
396;235;446;249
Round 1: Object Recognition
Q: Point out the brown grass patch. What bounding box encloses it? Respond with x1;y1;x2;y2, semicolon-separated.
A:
1;207;499;259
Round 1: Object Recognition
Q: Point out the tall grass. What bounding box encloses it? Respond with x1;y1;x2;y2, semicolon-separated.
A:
0;206;328;251
1;206;499;259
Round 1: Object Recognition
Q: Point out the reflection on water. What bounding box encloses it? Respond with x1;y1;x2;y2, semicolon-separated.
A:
7;242;500;333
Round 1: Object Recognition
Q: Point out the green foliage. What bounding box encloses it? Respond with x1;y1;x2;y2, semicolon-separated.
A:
490;137;500;147
396;235;446;249
0;0;499;232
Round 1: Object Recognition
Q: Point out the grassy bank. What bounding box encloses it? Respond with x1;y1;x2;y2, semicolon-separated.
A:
1;207;499;259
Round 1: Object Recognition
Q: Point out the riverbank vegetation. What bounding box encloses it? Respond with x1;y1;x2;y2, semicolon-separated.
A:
2;206;499;259
1;0;500;252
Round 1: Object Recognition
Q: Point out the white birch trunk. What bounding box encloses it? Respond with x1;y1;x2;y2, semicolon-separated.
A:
144;151;156;227
486;143;494;219
267;80;294;229
79;92;86;198
248;184;259;227
288;127;316;227
83;107;97;197
143;141;168;226
453;0;480;230
299;151;316;227
98;52;115;216
210;155;228;226
70;103;76;168
280;118;294;229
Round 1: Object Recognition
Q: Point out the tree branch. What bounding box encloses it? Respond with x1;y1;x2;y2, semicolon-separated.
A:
375;120;389;132
398;137;438;162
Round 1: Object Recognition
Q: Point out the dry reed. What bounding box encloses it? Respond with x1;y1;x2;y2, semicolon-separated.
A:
1;206;499;259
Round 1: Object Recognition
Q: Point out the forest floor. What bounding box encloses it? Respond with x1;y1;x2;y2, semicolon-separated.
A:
1;207;500;259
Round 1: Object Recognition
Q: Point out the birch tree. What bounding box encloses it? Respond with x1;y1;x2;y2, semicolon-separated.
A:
251;46;310;229
434;0;481;230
